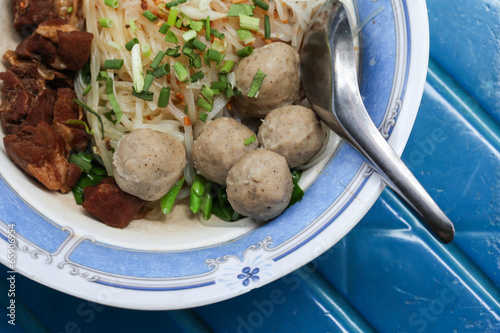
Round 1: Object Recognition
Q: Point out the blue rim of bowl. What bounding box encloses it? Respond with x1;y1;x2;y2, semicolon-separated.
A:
0;0;428;309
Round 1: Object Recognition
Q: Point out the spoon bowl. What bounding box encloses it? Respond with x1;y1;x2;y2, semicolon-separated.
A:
301;0;455;243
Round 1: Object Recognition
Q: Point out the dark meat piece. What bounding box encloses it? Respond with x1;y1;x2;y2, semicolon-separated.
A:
16;32;58;65
56;30;93;71
52;88;89;152
36;19;78;43
66;163;83;188
12;0;55;36
3;122;75;193
25;87;56;126
82;178;146;229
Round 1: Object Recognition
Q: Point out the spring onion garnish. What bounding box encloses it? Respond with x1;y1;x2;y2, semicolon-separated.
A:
161;177;185;214
142;73;154;91
190;71;205;82
96;70;109;81
244;134;256;146
104;0;119;9
210;28;225;39
157;87;171;107
82;84;92;96
125;38;139;51
252;0;269;11
132;88;154;101
237;29;255;45
228;4;254;17
247;69;266;98
237;46;254;57
166;0;177;8
153;63;170;78
199;111;208;122
176;17;183;29
159;23;170;34
67;6;73;13
103;110;117;124
205;16;211;40
182;29;197;42
106;77;123;123
66;119;93;135
150;51;165;69
192;39;207;52
197;96;212;111
207;49;223;63
190;20;203;32
166;46;181;58
239;14;260;31
99;18;113;28
201;85;215;104
212;38;226;52
167;6;179;26
264;14;271;39
164;30;179;43
210;81;227;90
220;60;234;74
69;152;94;173
174;62;189;81
73;98;104;137
128;19;137;33
103;59;124;70
141;43;152;57
131;44;144;93
142;10;158;22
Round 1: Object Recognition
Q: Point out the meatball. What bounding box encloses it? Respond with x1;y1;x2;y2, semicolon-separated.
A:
193;117;259;185
226;148;293;221
113;129;186;201
258;105;325;168
234;42;300;118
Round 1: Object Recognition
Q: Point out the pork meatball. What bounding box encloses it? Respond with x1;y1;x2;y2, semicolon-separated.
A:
226;148;293;221
258;105;325;168
234;42;301;118
113;129;186;201
193;117;259;185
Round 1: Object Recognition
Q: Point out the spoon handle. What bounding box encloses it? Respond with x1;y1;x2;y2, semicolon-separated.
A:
331;10;454;243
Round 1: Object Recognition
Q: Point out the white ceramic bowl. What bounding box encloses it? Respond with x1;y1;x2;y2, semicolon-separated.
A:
0;0;428;309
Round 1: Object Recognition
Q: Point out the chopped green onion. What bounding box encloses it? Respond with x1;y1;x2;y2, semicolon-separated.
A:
182;29;197;42
252;0;269;11
197;96;212;111
166;0;178;8
103;110;117;124
103;59;124;70
128;19;137;33
220;60;234;74
141;43;152;57
207;49;223;63
69;152;94;173
106;77;123;123
82;84;92;96
167;6;179;26
177;0;187;4
228;4;254;17
161;177;185;214
99;18;113;28
244;134;256;146
211;38;226;52
237;29;255;45
143;73;155;91
67;6;73;13
210;28;225;39
190;20;203;31
264;14;271;39
153;63;170;78
150;51;165;69
66;119;93;135
142;10;158;22
199;111;208;122
131;44;144;92
132;88;154;101
192;39;207;51
225;84;234;98
201;85;215;104
125;38;139;51
104;0;119;9
164;30;179;43
157;87;171;107
73;98;104;137
239;14;260;31
205;16;211;40
210;81;227;90
190;70;205;82
82;62;91;84
166;46;181;58
203;50;210;66
176;17;183;29
159;23;170;34
237;46;254;57
96;70;109;81
247;69;266;98
173;62;189;81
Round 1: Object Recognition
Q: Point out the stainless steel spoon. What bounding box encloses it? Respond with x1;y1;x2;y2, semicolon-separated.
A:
300;0;455;243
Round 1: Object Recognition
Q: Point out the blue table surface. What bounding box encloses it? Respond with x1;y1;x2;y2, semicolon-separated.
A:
1;0;499;332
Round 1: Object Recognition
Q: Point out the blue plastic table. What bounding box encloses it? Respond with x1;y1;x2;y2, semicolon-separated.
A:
1;0;499;332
